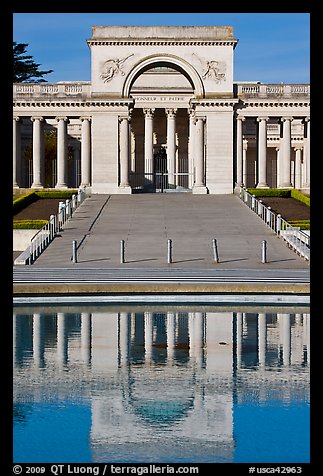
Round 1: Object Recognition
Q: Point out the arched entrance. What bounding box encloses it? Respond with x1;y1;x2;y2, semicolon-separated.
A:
123;56;201;193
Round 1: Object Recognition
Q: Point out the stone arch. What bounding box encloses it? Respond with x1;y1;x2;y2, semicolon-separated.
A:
122;54;205;99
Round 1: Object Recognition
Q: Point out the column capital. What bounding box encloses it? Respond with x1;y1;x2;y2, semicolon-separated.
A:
281;116;293;122
304;116;310;123
194;116;206;124
118;115;130;124
188;108;195;118
55;116;69;123
165;108;177;118
237;115;246;122
31;116;44;122
80;116;92;122
13;116;21;122
293;144;303;151
257;116;269;122
143;108;155;118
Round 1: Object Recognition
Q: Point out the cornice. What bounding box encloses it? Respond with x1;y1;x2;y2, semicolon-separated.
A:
13;99;134;108
242;100;310;107
86;39;237;47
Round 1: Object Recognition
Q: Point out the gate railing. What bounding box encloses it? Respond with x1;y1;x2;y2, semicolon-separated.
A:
238;186;310;261
130;172;193;192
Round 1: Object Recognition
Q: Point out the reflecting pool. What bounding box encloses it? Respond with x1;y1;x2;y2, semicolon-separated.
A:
13;305;310;463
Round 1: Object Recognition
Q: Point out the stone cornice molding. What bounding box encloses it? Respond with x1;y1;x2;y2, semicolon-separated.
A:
192;99;238;107
14;99;134;108
87;39;237;47
242;100;310;107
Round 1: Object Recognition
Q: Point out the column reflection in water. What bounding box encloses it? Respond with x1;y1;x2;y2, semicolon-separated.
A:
56;312;68;368
33;313;45;369
13;309;310;463
81;313;92;367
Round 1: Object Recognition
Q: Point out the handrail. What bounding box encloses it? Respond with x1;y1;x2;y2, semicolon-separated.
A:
27;189;86;264
238;186;310;261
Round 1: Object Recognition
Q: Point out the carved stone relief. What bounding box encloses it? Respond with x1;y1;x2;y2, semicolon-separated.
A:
192;54;226;83
100;54;134;83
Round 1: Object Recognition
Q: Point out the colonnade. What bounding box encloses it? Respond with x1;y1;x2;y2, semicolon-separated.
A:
13;116;91;189
236;115;310;189
13;311;310;370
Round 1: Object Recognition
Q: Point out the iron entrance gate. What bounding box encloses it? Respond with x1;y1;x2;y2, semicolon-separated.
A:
130;148;193;193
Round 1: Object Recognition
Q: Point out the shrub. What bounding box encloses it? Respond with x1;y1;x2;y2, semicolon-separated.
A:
246;188;291;198
13;219;48;229
291;190;310;207
289;220;310;230
13;192;38;214
35;190;78;199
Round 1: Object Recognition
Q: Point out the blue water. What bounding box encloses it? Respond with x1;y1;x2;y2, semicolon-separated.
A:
13;308;310;463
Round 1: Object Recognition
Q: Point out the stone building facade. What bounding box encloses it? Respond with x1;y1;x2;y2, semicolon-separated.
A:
13;26;310;194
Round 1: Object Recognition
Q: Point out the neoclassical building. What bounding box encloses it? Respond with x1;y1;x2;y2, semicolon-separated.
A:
13;26;310;194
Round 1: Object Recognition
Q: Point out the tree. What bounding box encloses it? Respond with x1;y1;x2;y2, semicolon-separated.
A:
13;42;53;83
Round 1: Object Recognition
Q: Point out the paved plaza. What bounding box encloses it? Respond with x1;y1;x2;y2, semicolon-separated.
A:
31;194;309;270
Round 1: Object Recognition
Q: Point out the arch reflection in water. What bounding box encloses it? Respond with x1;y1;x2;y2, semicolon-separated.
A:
13;309;310;463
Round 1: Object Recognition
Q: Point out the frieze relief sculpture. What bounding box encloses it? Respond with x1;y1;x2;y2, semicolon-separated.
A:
100;54;134;83
192;53;226;83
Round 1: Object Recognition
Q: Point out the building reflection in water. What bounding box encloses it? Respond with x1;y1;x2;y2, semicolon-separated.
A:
13;309;310;463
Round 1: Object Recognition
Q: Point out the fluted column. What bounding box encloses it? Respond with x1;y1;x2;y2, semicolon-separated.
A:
242;139;248;187
13;117;22;187
256;117;269;188
236;116;245;187
31;116;44;188
80;117;91;187
143;108;155;185
119;116;131;191
192;116;207;193
303;117;310;188
55;116;69;189
280;117;293;188
166;108;177;188
294;146;302;189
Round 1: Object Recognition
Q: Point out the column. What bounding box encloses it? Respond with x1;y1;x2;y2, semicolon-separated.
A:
118;116;131;192
192;116;207;193
166;108;177;188
256;117;269;188
143;108;155;185
242;139;248;187
236;116;245;187
81;312;92;367
55;116;69;189
303;117;310;188
294;146;302;189
188;109;195;188
31;116;44;188
280;117;293;188
279;313;291;366
276;147;281;187
13;117;22;187
80;117;91;187
258;313;267;367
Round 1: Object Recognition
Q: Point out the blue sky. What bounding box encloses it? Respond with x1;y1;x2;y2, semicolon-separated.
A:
13;13;310;84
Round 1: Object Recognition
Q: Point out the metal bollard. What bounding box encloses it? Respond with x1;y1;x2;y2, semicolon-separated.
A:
167;239;172;264
72;240;78;263
261;240;267;263
212;238;219;263
120;240;125;264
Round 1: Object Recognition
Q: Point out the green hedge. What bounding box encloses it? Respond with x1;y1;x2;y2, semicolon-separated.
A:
290;189;310;206
245;188;310;206
13;219;48;229
289;220;310;230
13;189;78;214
